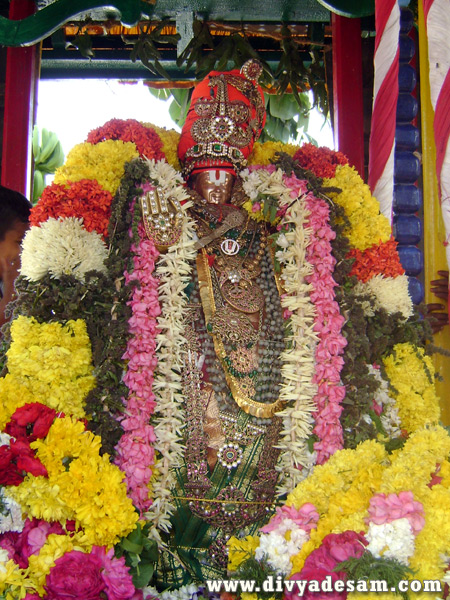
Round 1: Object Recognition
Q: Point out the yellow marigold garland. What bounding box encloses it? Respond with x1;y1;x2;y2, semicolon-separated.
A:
0;316;95;428
54;140;139;195
9;417;138;547
248;140;298;165
324;164;391;250
285;440;387;573
383;343;440;433
149;124;181;171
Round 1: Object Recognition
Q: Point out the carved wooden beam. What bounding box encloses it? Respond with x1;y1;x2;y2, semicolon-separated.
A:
0;0;155;46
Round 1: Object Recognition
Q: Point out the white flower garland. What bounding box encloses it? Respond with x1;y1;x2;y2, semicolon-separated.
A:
275;197;318;494
239;166;319;493
353;274;413;319
143;159;197;540
21;217;108;281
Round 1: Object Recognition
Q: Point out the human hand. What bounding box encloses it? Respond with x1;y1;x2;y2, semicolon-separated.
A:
430;270;449;300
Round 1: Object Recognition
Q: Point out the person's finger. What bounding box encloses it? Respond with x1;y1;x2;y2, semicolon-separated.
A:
431;288;448;300
431;314;449;322
430;278;448;286
427;303;445;311
437;270;449;278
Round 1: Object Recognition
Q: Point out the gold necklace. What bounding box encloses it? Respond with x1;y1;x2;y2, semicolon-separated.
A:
197;249;284;419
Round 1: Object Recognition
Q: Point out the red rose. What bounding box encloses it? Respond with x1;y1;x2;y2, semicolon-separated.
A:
5;403;56;442
0;438;48;486
0;445;24;485
10;439;48;478
45;550;106;599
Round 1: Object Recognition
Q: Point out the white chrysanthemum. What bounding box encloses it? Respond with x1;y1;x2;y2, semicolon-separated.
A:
368;365;402;438
21;217;108;282
0;489;24;534
255;526;309;575
365;518;415;565
354;274;413;319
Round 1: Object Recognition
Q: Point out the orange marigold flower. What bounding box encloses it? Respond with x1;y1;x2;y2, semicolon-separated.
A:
293;143;348;179
30;179;113;238
348;237;405;282
86;118;164;161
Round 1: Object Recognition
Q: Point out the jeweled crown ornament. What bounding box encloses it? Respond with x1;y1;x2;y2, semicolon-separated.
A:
178;59;266;177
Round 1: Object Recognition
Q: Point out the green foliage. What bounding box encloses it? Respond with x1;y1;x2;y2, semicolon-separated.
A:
336;552;415;599
276;25;328;116
231;556;283;600
177;21;273;85
115;522;159;589
124;20;180;79
32;126;65;203
175;19;328;119
260;93;314;144
66;29;95;59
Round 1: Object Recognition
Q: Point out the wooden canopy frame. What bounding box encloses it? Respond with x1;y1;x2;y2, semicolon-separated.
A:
0;0;370;196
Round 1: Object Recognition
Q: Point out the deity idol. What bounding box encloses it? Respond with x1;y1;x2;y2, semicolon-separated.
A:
149;60;288;587
3;56;333;595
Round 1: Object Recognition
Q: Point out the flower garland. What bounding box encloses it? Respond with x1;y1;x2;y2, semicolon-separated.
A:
293;143;348;179
0;317;95;427
248;141;298;166
54;139;139;195
114;224;160;513
145;189;197;539
324;164;392;251
30;180;113;239
143;123;181;171
8;416;138;547
352;274;413;319
304;193;346;465
21;217;109;282
238;166;318;492
383;342;440;434
348;238;405;283
275;190;318;493
86;118;165;161
115;157;192;520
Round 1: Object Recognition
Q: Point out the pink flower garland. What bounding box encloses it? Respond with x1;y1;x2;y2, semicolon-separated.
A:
115;224;161;513
260;503;319;534
304;193;347;464
366;491;425;534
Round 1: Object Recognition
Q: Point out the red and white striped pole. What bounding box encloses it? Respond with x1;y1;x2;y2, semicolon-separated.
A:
368;0;401;221
423;0;450;272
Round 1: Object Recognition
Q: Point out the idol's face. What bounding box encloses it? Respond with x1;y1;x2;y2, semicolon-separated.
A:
190;170;235;205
